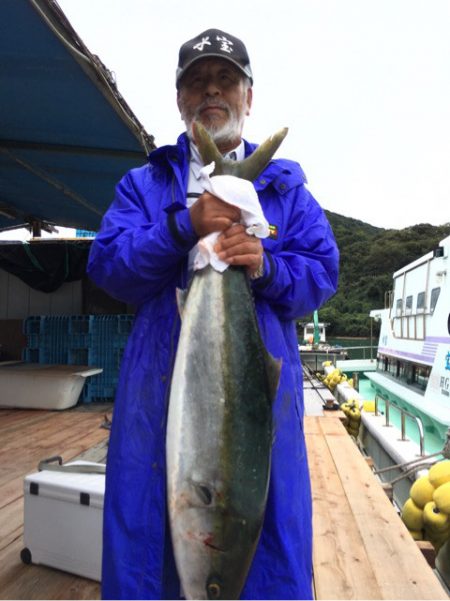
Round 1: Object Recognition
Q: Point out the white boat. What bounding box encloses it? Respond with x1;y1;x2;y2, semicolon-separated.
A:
366;234;450;449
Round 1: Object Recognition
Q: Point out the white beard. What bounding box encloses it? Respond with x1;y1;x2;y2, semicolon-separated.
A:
181;101;246;148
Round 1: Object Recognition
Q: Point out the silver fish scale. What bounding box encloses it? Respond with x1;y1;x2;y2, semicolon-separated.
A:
166;265;276;600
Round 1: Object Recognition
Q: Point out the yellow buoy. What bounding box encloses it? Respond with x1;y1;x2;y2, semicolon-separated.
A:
362;400;375;413
433;481;450;515
401;498;424;531
423;501;450;531
410;475;435;509
429;460;450;489
348;406;361;419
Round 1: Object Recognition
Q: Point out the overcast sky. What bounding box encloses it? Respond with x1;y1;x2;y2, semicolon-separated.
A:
57;0;450;230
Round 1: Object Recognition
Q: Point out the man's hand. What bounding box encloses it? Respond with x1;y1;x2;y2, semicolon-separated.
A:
189;192;241;237
214;224;264;277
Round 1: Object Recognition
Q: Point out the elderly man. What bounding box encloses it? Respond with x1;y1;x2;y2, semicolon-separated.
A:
87;28;339;600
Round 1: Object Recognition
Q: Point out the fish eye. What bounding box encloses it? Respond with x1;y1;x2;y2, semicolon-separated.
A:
206;581;221;599
194;483;212;505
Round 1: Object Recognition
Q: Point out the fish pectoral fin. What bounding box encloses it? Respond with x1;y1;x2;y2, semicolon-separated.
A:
176;288;188;319
264;351;282;403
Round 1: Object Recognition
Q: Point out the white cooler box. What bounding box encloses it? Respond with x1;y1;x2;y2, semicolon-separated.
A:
22;461;105;581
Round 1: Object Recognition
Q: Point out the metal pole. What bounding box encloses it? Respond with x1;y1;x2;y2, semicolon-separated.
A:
370;318;373;360
385;399;390;427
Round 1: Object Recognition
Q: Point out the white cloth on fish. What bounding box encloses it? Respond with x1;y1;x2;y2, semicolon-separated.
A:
187;142;244;273
194;162;270;272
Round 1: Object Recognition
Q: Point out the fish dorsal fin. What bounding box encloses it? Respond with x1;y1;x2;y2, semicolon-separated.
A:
192;121;288;181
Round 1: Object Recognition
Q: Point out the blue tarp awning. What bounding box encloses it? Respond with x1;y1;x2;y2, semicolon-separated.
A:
0;0;156;233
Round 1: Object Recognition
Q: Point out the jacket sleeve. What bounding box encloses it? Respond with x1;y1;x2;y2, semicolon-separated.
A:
252;184;339;320
87;167;197;306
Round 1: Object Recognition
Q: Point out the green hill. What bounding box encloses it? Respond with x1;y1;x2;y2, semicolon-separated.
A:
310;214;450;336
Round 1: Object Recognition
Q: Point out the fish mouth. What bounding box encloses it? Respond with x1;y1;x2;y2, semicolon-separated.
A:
187;532;228;553
203;539;227;553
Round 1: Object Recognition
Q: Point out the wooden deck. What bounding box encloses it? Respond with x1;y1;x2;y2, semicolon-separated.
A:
0;406;448;599
0;405;110;600
306;412;448;599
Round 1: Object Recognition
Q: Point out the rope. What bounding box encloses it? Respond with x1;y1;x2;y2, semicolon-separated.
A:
373;450;444;475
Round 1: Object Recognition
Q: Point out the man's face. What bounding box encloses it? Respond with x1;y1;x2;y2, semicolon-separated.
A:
177;58;252;150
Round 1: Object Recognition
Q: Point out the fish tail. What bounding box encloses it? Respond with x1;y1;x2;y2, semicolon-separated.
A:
192;122;288;181
237;128;288;181
192;121;224;171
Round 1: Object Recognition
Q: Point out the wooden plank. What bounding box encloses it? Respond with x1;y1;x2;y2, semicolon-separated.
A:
322;409;346;420
0;537;100;600
304;415;322;435
0;413;108;492
0;409;53;434
0;498;23;552
0;429;110;508
323;420;448;599
318;415;349;436
306;417;382;599
0;406;108;600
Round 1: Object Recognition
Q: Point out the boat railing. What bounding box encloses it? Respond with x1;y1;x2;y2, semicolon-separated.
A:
374;393;425;456
337;345;376;360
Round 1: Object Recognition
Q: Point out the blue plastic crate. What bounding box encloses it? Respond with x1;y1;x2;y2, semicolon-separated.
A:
68;315;90;334
76;229;96;238
22;313;133;404
81;382;117;403
68;348;89;365
23;316;43;335
23;348;40;362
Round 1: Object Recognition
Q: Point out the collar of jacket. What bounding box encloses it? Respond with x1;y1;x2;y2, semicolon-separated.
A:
148;132;307;198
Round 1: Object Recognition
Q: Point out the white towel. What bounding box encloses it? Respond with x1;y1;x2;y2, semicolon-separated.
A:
194;162;269;272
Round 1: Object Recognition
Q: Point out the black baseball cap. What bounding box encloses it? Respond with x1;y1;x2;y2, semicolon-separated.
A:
176;28;253;88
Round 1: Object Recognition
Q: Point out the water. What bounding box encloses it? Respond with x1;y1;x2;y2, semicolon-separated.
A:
328;337;376;360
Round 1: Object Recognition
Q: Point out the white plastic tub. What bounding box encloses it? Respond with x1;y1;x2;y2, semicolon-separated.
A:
0;362;102;409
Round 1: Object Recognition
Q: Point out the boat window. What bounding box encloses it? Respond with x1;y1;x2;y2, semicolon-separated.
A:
395;299;402;316
377;355;389;372
416;291;425;313
405;295;413;315
387;358;397;376
430;287;441;313
414;365;430;391
376;353;430;394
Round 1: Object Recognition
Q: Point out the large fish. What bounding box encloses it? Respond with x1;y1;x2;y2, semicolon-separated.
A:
166;123;287;600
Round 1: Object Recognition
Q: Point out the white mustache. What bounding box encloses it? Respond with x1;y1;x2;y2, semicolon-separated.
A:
195;99;230;117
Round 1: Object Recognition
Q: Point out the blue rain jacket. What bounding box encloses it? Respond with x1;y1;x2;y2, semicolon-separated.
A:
87;132;339;600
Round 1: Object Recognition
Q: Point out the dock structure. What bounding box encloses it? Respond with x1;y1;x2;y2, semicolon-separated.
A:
0;401;448;599
305;412;448;599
